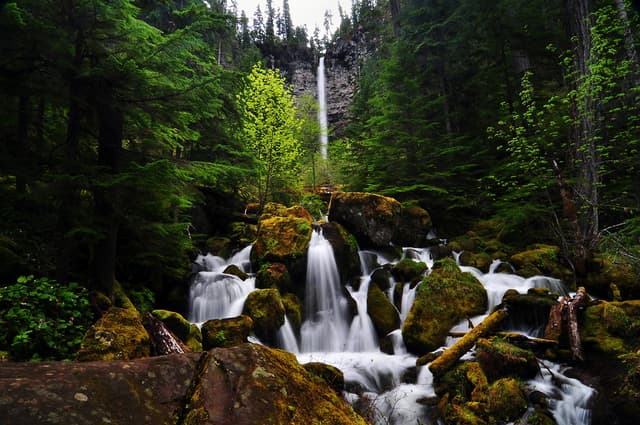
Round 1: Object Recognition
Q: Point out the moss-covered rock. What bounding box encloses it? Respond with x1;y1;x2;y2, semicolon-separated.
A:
367;283;400;338
282;292;303;333
585;253;640;299
391;258;428;283
328;191;402;249
252;203;313;284
242;289;286;344
229;221;258;248
303;362;345;393
206;236;232;258
402;258;487;355
394;205;433;247
475;337;539;381
201;315;253;349
458;251;492;273
581;300;640;355
78;306;150;361
486;378;528;421
510;244;573;283
152;309;202;351
256;262;291;291
223;264;249;281
189;343;368;425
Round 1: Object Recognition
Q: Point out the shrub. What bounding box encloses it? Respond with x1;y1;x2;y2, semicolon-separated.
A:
0;275;93;361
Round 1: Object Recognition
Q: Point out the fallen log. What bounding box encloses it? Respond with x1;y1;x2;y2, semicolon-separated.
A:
143;312;189;355
429;308;508;376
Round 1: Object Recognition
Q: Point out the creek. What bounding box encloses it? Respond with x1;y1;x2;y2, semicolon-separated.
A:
188;229;594;425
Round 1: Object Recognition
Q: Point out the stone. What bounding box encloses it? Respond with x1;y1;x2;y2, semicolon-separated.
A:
402;258;487;355
328;191;402;249
152;309;202;352
475;338;539;381
391;258;428;283
242;288;286;344
77;306;150;361
201;315;253;349
393;205;433;247
367;283;401;338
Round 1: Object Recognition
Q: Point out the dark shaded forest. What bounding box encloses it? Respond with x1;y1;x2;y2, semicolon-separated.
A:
1;0;639;361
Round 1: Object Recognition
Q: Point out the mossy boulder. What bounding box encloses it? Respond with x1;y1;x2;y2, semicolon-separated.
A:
581;300;640;355
229;221;258;247
201;315;253;349
223;264;249;281
187;343;368;425
475;337;539;381
510;244;573;282
402;258;487;355
328;191;402;248
458;251;492;273
498;290;558;335
282;292;303;333
367;283;401;338
303;362;345;393
242;288;286;344
78;306;150;361
206;236;232;258
252;203;313;283
152;309;202;352
391;258;428;283
393;205;433;247
256;262;291;291
585;253;640;299
486;378;528;421
371;267;394;292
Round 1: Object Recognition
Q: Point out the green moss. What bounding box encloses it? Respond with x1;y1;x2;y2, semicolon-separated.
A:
201;315;253;349
78;306;150;361
151;309;191;341
367;283;400;338
242;289;286;343
486;378;527;421
391;258;427;283
581;300;640;355
402;258;487;355
475;337;539;381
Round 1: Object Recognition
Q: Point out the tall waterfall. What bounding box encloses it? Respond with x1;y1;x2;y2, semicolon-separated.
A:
317;57;328;159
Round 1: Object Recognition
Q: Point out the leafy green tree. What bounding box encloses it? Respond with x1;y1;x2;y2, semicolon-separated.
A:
237;63;303;208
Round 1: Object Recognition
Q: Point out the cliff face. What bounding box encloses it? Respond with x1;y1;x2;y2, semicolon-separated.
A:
284;33;370;140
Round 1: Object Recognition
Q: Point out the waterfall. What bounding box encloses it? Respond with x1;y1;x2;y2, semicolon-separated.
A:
300;230;350;352
317;56;328;159
186;230;594;425
188;245;255;324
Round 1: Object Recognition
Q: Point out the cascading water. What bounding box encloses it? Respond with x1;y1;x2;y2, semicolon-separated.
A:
187;232;594;425
317;56;328;159
188;245;255;324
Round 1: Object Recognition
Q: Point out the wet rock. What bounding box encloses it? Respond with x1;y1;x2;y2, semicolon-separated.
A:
77;306;150;361
402;258;487;355
303;362;345;393
486;377;528;421
458;251;492;273
581;300;640;355
255;262;291;291
393;205;433;247
318;222;361;285
367;283;401;338
510;244;573;283
152;309;202;352
201;315;253;349
475;337;539;381
242;288;286;344
282;293;303;333
223;264;248;281
251;203;313;284
585;253;639;299
391;258;428;284
328;191;402;249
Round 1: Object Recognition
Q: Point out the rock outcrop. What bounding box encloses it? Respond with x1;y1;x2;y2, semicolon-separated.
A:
0;343;367;425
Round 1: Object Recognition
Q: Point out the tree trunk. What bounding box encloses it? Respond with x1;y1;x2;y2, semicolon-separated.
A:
614;0;640;82
390;0;401;36
93;85;123;299
429;309;509;376
568;287;588;361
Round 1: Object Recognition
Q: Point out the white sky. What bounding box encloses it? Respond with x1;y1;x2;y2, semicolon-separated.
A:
231;0;353;34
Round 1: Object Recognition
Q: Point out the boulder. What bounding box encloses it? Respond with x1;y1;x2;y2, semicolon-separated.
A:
328;191;401;248
201;315;253;349
282;292;304;333
510;244;573;283
223;264;249;281
367;283;401;338
303;362;345;393
187;343;367;425
77;306;150;361
393;205;433;247
458;251;492;273
486;378;528;421
255;262;291;291
242;288;286;344
475;337;539;381
318;222;361;285
391;258;428;283
0;344;367;425
585;253;640;299
251;203;313;283
581;300;640;355
402;258;487;355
